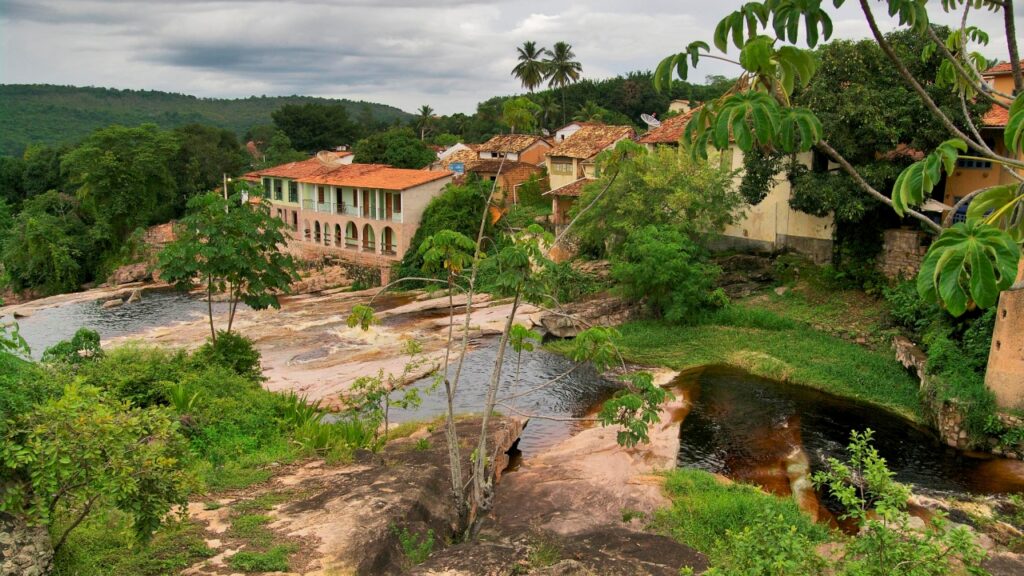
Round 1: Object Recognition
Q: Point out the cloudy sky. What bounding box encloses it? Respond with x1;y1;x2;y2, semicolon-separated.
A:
0;0;1018;114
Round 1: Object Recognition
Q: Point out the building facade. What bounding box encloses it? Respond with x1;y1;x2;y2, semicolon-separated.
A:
544;124;636;226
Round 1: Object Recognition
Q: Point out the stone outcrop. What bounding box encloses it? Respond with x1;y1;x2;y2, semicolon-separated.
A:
0;513;53;576
108;262;153;286
539;296;638;338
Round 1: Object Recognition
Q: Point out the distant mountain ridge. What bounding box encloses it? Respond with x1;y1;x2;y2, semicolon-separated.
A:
0;84;413;156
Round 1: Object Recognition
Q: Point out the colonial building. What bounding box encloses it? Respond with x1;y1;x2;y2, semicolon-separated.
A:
434;134;550;202
544;124;635;226
638;108;834;263
245;158;452;263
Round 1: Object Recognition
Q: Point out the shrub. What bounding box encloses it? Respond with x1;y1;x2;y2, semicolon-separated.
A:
883;281;940;337
391;524;435;565
0;351;63;434
536;261;609;304
42;328;104;366
611;225;726;323
706;510;829;575
193;331;262;381
397;179;492;279
77;344;189;408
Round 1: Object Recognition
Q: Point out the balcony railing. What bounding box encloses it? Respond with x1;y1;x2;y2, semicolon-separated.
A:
300;199;402;223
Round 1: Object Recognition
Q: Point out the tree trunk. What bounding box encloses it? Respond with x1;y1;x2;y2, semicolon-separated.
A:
1004;1;1023;94
207;277;216;343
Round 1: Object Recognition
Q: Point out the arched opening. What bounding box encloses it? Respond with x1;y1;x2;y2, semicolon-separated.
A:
334;224;342;247
362;224;375;251
291;211;298;230
314;221;321;243
303;220;311;241
382;227;396;255
322;222;331;246
345;222;358;248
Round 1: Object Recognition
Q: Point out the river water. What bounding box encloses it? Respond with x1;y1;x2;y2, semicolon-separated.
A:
8;289;235;358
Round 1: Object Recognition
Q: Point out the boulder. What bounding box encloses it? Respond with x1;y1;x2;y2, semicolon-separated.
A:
109;262;152;286
539;296;638;338
101;298;124;309
126;288;143;304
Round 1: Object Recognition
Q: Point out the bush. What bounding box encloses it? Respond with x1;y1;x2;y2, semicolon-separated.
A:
193;331;262;381
0;351;63;434
611;225;726;323
397;179;491;280
536;261;609;304
883;281;941;337
706;510;829;575
42;328;104;366
78;344;189;408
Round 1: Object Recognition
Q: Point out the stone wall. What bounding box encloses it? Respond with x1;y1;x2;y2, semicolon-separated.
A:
878;228;928;280
0;513;53;576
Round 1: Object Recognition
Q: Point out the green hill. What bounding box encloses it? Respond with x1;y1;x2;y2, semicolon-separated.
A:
0;84;413;156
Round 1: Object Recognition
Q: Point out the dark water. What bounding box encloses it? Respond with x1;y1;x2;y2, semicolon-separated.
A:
387;337;621;457
678;366;1024;496
8;290;236;358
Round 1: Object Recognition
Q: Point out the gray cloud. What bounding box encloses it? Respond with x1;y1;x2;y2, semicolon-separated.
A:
1;0;1020;114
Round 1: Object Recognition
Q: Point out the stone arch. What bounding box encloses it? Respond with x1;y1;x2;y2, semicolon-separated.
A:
362;224;376;251
382;226;396;255
334;223;342;247
314;221;322;243
345;222;358;248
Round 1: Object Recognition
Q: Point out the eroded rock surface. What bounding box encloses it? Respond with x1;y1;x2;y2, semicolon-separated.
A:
539;296;638;338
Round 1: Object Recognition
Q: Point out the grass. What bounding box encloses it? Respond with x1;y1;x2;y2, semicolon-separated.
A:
591;303;923;423
52;512;215;576
651;469;829;555
227;545;295;572
526;535;562;568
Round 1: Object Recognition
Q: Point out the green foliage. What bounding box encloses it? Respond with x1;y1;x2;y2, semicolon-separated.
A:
353;127;436;168
813;430;988;576
884;280;942;337
347;304;378;330
536;261;609;304
0;84;411;156
501;97;541;134
227;546;294;573
78;344;188;408
272;102;359;152
0;384;192;549
569;326;622;373
512;41;550;93
512;172;549;208
42;328;104;366
170;123;247;211
391;524;435;565
738;147;785;205
892;139;966;217
159;192;299;338
597;372;669;447
916;220;1020;316
0;351;59;435
611;225;726;323
704;510;829;576
653;469;828;555
398;180;491;278
571;142;740;256
1;191;91;295
193;331;263;381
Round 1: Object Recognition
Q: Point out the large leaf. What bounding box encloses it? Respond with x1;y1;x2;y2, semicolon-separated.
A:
917;221;1021;316
767;0;833;47
1006;95;1024;156
653;42;710;91
715;3;769;52
891;139;966;216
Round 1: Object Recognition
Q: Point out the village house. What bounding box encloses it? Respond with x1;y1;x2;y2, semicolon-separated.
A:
942;61;1024;215
544;124;636;227
638;109;835;263
434;135;550;202
244;157;452;266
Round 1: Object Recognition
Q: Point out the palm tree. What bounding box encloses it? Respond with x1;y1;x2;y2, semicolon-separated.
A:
415;105;435;140
544;41;582;124
573;100;606;123
511;41;548;92
534;93;561;133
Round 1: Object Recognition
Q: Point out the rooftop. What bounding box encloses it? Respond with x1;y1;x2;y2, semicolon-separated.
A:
983;104;1009;127
476;134;550;154
466;159;541;173
637;108;698;145
983;60;1024;76
302;163;452;190
543;177;595;198
547;124;635;159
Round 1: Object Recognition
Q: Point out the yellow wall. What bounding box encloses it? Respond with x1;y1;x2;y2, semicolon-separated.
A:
721;149;835;260
546;156;579;190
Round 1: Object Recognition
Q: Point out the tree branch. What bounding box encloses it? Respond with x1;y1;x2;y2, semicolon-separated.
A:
815;140;943;234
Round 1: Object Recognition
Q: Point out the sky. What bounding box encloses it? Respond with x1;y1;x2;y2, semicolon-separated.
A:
0;0;1019;115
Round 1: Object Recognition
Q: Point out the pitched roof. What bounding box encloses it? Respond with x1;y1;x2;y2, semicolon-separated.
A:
638;108;698;144
244;157;322;180
543;178;594;198
983;61;1024;76
302;163;452;190
466;159;542;174
476;134;550;153
983;104;1010;127
547;125;635;159
438;148;478;170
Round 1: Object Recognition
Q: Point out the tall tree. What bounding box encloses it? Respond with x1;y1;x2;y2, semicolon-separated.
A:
353;127;436;169
512;41;549;92
158;190;299;341
533;92;562;133
415;105;436;140
271;103;358;152
171;124;247;214
501;97;541;134
544;41;583;123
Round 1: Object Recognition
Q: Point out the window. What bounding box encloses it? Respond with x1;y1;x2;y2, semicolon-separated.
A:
274;179;283;201
262;178;271;198
288;181;298;203
956;158;992;169
551;161;573;175
393;193;402;213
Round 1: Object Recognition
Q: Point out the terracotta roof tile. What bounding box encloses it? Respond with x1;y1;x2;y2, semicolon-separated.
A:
476;134;550;153
638;108;698;144
466;159;540;173
547;125;635;159
302;163;452;190
543;178;594;198
983;60;1024;76
438;148;479;170
983;104;1010;127
244;157;321;180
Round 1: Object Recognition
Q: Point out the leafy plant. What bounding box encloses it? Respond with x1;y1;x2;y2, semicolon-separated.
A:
597;372;669;447
227;545;293;573
391;524;435;566
42;328;103;366
193;331;262;381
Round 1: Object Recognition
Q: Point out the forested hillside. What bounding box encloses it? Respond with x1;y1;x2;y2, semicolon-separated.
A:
0;85;413;155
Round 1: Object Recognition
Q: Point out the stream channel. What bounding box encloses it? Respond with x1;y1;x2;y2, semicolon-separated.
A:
10;292;1024;502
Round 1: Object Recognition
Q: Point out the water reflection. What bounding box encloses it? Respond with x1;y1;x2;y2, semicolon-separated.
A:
677;366;1024;496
